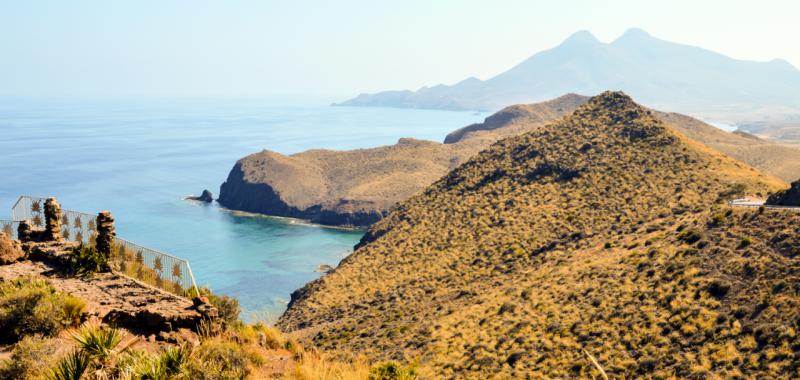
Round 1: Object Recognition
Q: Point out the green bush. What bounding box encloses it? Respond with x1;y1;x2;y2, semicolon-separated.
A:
0;336;57;379
738;237;752;249
0;278;85;342
187;287;241;325
68;244;109;277
369;362;418;380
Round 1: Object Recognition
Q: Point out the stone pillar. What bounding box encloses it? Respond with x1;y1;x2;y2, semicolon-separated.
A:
96;211;115;257
17;221;32;243
44;198;62;241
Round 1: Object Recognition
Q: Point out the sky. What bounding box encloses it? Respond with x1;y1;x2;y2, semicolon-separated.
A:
1;0;798;98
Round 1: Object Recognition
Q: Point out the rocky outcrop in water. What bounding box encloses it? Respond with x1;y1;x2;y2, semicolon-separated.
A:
187;190;213;203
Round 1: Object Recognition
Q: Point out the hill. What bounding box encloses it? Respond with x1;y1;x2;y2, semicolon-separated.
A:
217;95;584;226
277;92;799;378
219;93;800;227
337;28;800;134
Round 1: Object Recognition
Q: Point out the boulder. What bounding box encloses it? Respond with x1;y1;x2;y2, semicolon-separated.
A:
187;189;213;203
0;232;24;265
766;180;800;206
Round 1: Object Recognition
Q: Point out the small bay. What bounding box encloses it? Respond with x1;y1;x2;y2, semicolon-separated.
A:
0;96;484;321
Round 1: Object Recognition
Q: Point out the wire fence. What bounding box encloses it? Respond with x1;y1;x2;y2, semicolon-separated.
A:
111;237;198;296
9;195;198;297
1;220;19;240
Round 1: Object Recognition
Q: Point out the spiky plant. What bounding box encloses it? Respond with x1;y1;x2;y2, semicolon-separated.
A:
72;323;123;364
48;351;90;380
157;346;191;377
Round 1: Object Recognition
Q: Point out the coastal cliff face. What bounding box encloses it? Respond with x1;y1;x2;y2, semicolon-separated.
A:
217;95;586;227
218;138;471;227
219;161;387;226
219;93;800;227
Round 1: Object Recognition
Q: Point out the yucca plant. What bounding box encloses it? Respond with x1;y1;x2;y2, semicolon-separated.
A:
48;351;90;380
72;323;123;363
155;346;191;378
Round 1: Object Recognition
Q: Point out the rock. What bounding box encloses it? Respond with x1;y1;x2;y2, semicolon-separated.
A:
766;180;800;206
187;189;214;203
44;198;62;241
192;296;219;319
315;264;335;273
95;211;115;257
0;232;24;265
17;220;33;243
192;296;210;307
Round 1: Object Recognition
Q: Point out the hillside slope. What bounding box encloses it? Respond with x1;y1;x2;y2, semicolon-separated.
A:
337;28;800;130
277;92;797;378
220;93;800;227
218;95;584;226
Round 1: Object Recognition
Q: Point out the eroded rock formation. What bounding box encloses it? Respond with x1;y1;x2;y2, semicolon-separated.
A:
0;232;24;265
766;180;800;206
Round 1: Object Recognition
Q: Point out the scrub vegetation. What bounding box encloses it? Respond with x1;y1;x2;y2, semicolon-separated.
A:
278;92;797;378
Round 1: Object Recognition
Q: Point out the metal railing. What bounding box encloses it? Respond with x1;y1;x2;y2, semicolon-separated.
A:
9;195;198;297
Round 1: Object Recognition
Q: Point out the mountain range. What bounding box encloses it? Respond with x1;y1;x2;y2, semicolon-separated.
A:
337;28;800;131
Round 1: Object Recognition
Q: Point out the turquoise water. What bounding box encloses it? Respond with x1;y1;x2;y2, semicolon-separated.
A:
0;97;484;321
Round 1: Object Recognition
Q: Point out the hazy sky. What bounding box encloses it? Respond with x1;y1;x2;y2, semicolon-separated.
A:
1;0;798;98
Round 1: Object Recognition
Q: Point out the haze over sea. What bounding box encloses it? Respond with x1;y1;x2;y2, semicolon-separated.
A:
0;97;484;321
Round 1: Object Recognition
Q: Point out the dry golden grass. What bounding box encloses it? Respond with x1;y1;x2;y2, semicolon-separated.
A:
278;92;797;378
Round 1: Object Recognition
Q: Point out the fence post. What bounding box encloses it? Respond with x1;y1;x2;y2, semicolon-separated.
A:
44;197;62;241
96;211;115;257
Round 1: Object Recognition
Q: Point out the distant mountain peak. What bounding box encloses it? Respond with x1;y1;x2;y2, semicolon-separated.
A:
612;27;656;45
561;30;601;45
337;28;800;116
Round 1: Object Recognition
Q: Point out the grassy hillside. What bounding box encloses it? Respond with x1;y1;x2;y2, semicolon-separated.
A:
222;91;798;227
278;92;797;378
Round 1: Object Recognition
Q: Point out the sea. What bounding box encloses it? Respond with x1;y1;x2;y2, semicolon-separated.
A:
0;96;485;322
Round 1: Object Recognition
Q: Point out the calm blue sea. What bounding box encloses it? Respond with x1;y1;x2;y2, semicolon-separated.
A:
0;97;484;321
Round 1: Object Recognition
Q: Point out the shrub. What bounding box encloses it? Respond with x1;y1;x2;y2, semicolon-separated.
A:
738;237;752;249
0;336;58;379
188;287;241;325
185;337;263;379
369;362;418;380
129;345;191;379
68;244;108;277
0;278;85;342
290;349;370;380
677;229;703;245
63;296;87;326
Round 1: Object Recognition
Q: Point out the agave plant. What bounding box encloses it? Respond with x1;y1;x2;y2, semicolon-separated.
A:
48;351;90;380
72;323;123;363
